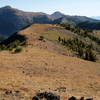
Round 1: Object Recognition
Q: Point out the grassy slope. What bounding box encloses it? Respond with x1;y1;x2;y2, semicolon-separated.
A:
0;24;100;100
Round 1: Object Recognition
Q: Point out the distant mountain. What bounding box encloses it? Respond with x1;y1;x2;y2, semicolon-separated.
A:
92;16;100;20
0;6;51;36
77;21;100;30
51;11;65;19
0;6;99;41
52;15;99;25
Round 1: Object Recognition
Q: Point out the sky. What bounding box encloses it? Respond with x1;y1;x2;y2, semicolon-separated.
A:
0;0;100;17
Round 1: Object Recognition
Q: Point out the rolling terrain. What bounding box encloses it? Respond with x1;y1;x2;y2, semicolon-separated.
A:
0;24;100;100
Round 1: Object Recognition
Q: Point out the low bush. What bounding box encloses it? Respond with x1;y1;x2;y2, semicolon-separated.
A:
0;40;25;53
13;47;22;53
38;36;44;41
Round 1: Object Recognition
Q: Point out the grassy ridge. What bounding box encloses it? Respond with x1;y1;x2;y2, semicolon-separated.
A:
42;23;100;62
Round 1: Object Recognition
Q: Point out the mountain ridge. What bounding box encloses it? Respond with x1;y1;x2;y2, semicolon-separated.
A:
0;24;100;100
0;5;99;40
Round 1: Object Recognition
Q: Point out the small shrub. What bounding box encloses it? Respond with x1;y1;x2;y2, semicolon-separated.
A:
0;40;26;53
14;47;22;53
84;49;97;62
0;45;7;50
38;36;44;41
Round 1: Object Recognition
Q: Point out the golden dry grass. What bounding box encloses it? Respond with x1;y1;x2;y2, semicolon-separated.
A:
0;24;100;100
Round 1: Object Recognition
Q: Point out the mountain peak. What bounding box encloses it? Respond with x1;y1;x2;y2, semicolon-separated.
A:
52;11;64;16
51;11;65;19
2;5;12;9
52;11;64;14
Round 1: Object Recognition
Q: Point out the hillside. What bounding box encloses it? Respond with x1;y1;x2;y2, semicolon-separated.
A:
1;23;100;61
0;24;100;100
0;6;51;36
52;15;98;25
78;21;100;30
0;6;99;42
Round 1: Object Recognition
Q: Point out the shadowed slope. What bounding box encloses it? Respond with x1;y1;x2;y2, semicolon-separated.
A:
0;32;27;45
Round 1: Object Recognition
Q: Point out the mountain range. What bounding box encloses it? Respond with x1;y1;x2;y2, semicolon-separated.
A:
0;6;99;41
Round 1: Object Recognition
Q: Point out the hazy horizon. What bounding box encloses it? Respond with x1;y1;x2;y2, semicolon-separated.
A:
0;0;100;17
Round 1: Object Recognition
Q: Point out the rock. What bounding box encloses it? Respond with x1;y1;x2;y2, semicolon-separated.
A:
80;97;84;100
5;90;12;95
32;96;40;100
36;92;60;100
44;92;60;100
80;97;93;100
15;90;20;94
37;92;45;99
68;96;77;100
